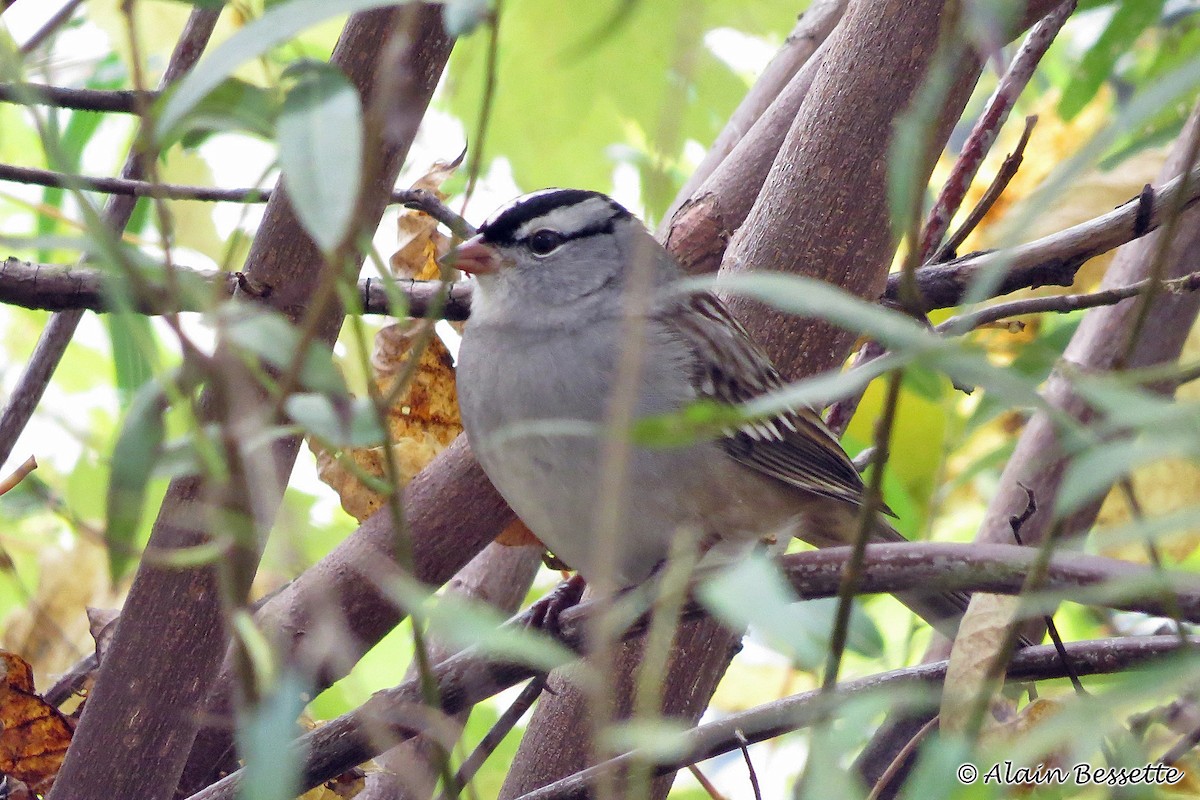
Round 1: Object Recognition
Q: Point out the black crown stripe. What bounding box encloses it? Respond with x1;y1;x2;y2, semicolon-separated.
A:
479;189;631;246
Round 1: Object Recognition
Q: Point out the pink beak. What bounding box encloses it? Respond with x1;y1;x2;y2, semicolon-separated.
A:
445;234;500;275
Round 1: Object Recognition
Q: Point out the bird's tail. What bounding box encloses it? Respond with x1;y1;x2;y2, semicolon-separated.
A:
869;520;969;642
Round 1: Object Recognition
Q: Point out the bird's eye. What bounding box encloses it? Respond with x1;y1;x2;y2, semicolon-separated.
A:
527;229;565;256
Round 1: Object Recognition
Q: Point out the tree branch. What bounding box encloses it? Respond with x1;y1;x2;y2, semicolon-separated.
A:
0;82;154;113
11;161;1198;322
889;162;1200;312
936;269;1200;332
186;537;1200;799
512;636;1192;800
0;7;222;472
917;0;1076;261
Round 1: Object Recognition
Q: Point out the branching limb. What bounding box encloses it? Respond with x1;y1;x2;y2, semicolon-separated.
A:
917;0;1076;261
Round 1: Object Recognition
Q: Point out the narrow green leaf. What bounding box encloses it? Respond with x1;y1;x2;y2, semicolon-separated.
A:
157;78;281;149
285;393;385;447
277;62;363;253
105;382;166;581
236;671;307;800
224;308;347;395
1059;0;1166;120
155;0;407;139
689;273;936;351
600;720;692;762
106;313;157;402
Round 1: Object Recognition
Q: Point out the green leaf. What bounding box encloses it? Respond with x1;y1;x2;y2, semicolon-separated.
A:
1059;0;1166;120
390;577;575;672
442;0;787;206
696;273;935;351
106;313;157;402
1057;434;1198;518
223;307;347;395
166;0;229;7
277;62;363;253
422;593;575;673
630;399;745;448
236;671;307;800
105;381;166;581
155;0;406;139
285;393;384;447
158;78;281;149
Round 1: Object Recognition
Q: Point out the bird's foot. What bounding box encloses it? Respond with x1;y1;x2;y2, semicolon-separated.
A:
528;574;587;635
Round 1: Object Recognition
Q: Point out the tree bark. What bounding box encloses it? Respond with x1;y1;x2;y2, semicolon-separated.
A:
499;0;991;796
54;7;453;800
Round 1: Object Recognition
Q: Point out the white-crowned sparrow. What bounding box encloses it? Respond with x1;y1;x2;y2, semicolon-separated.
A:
451;188;965;634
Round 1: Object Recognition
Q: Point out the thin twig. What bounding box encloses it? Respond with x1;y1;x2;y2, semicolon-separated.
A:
686;765;727;799
917;0;1076;260
449;675;547;795
461;0;502;207
1159;722;1200;766
19;0;85;54
935;269;1200;333
0;163;474;226
0;82;153;113
1008;486;1085;695
864;715;938;800
505;638;1190;800
734;731;762;800
0;8;222;470
932;115;1038;264
0;455;35;496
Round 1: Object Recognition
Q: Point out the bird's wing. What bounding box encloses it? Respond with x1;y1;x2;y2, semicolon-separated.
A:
659;291;869;509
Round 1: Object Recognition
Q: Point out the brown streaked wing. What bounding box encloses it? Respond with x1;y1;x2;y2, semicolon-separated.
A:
659;292;869;508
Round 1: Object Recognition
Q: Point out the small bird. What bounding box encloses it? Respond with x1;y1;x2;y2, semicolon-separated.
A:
451;188;965;634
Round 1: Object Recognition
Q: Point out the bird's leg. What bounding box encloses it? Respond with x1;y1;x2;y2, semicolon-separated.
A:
527;573;587;634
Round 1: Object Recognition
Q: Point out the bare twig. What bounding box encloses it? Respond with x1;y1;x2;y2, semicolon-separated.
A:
932;115;1038;264
733;731;762;800
935;269;1200;332
0;82;153;113
917;0;1076;260
0;454;35;496
0;163;474;224
449;675;547;794
0;6;221;471
1159;723;1200;766
19;0;85;54
864;716;938;800
891;162;1200;312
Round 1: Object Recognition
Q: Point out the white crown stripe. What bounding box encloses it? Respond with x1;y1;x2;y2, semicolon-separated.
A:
480;188;566;230
513;196;619;241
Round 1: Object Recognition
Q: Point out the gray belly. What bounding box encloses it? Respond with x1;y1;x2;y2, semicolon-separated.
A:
457;320;805;586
